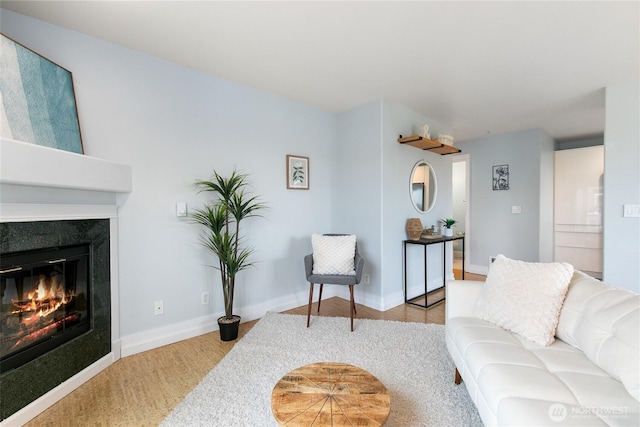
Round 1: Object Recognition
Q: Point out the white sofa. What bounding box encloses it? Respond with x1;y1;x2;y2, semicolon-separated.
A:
446;270;639;426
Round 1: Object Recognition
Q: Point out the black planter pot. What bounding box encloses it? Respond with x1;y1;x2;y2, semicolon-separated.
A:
217;315;241;341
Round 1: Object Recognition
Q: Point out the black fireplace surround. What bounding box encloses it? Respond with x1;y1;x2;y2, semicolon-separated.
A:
0;219;111;421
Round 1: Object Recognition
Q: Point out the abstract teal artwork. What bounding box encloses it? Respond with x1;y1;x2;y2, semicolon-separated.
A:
0;34;84;154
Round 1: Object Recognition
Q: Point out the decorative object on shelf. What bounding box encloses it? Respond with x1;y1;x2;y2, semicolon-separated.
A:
422;234;444;240
421;225;443;240
419;123;431;139
397;135;461;155
286;155;309;190
437;134;454;146
1;35;84;154
406;218;423;241
191;169;267;341
440;218;456;237
492;164;510;190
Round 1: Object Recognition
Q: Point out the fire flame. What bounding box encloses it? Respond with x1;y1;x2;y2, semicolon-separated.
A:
11;273;74;324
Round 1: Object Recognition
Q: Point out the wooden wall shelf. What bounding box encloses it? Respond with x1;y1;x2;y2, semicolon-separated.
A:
398;135;461;155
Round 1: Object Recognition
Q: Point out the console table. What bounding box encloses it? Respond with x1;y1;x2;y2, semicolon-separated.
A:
403;235;465;308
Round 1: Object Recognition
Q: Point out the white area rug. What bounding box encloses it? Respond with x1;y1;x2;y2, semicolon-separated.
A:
161;312;482;426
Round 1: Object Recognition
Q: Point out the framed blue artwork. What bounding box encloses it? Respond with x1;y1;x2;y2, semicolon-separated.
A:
0;34;84;154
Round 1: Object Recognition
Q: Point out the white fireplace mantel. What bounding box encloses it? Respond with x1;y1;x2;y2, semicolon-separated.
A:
0;138;132;194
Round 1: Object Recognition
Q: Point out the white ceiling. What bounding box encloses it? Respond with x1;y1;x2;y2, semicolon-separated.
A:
2;1;638;142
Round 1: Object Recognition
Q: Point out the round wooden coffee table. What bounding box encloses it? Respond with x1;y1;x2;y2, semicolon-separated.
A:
271;362;390;426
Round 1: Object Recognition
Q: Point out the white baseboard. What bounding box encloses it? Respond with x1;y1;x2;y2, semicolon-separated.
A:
306;283;408;312
120;314;219;357
466;264;489;276
120;289;314;357
324;285;385;311
119;285;403;358
380;289;405;311
0;353;115;427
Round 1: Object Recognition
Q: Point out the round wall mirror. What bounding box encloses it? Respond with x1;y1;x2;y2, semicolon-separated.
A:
410;160;437;213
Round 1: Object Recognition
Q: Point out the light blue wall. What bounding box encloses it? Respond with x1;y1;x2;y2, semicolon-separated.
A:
1;10;456;348
455;83;640;292
603;81;640;292
1;11;337;339
334;100;383;308
455;129;553;272
333;100;456;310
5;9;635;356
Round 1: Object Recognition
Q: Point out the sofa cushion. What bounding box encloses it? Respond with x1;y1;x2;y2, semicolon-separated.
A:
311;234;356;275
475;254;574;346
556;272;640;402
556;271;606;347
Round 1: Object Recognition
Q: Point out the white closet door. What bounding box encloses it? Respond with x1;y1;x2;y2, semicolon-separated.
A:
554;146;603;278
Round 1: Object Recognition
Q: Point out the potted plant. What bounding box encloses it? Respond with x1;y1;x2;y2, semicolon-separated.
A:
191;169;266;341
440;218;456;237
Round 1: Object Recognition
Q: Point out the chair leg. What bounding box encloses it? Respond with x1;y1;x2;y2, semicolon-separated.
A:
352;294;357;315
349;285;355;332
307;283;314;328
317;284;324;313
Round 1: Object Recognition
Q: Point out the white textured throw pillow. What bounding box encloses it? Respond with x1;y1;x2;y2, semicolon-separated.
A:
475;254;574;346
311;234;356;275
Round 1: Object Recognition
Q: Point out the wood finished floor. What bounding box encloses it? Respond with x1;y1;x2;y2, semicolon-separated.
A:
23;271;484;427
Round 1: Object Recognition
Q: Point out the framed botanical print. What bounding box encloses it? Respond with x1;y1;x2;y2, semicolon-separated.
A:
286;155;309;190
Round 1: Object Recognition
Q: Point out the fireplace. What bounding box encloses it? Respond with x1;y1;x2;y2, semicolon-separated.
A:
0;137;130;423
1;244;92;374
0;219;111;421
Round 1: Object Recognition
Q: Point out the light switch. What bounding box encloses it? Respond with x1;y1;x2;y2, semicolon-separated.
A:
623;204;640;217
176;202;187;217
511;205;522;214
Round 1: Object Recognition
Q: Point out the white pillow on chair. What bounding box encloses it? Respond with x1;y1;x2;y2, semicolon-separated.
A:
312;234;356;275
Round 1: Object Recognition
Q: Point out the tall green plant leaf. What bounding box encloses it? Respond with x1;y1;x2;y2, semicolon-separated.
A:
191;168;266;320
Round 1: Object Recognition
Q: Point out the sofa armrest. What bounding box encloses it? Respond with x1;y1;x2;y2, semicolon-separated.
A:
445;280;485;321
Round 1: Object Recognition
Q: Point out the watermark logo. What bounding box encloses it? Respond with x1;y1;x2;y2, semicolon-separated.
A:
548;403;567;422
548;403;629;423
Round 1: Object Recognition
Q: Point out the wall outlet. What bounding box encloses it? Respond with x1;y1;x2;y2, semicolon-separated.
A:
201;291;210;305
363;274;370;284
154;300;164;316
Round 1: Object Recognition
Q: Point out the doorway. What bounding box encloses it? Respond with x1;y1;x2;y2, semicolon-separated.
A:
452;154;470;275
